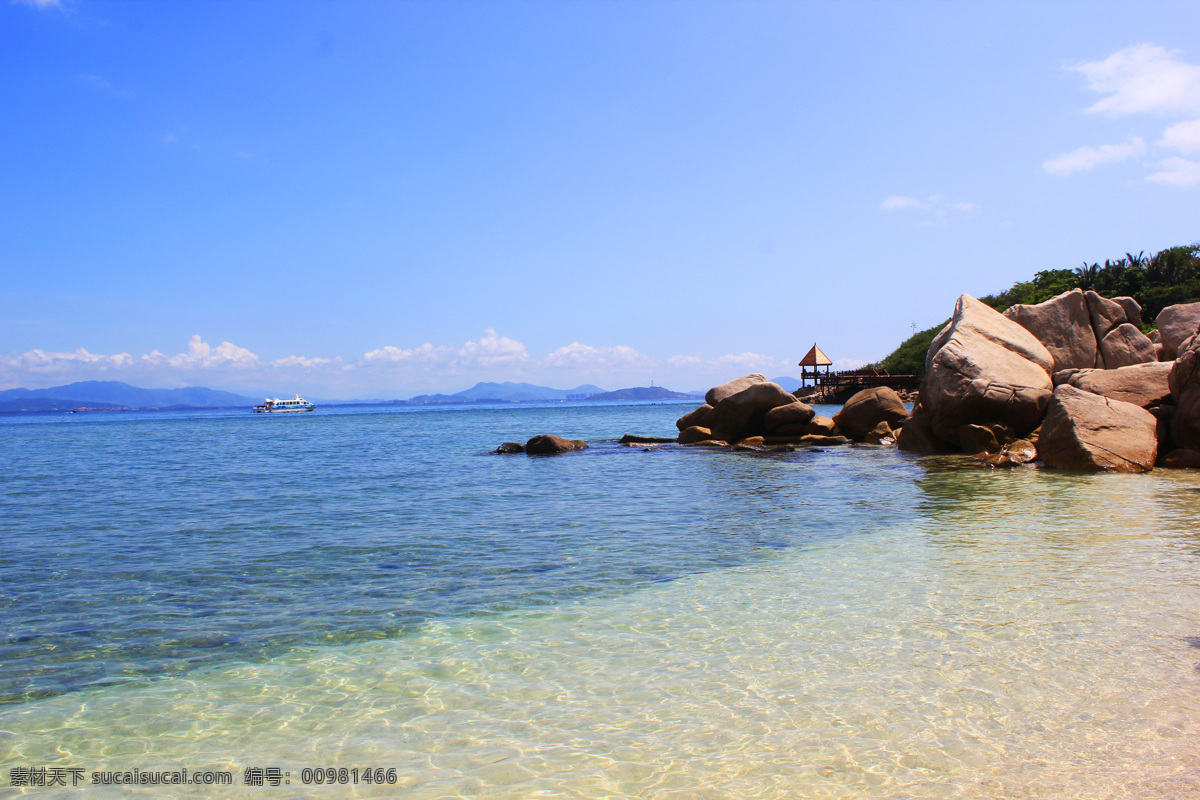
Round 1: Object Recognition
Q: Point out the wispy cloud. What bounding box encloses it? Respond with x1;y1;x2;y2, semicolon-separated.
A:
80;74;132;99
12;0;62;8
880;194;975;225
1145;157;1200;187
1043;137;1146;175
1052;44;1200;187
1;331;875;398
1070;44;1200;117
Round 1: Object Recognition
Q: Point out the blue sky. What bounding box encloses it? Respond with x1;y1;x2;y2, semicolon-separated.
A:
3;0;1200;398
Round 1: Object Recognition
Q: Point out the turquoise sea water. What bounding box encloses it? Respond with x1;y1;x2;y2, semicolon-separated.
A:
1;401;1199;798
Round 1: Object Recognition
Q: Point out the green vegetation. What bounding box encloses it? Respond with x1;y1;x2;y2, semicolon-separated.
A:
876;243;1200;375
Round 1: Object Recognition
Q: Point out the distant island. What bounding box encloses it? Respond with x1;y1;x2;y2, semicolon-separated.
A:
0;377;811;415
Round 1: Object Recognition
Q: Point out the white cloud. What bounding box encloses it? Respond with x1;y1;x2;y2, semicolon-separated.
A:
881;196;924;211
881;195;974;225
1145;157;1200;187
1070;44;1200;117
543;342;653;372
12;0;62;7
1042;137;1146;175
1159;118;1200;153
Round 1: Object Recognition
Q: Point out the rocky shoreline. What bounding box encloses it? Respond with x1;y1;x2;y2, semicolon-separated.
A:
497;290;1200;472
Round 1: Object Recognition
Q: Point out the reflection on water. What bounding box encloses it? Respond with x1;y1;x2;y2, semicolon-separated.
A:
2;439;1199;798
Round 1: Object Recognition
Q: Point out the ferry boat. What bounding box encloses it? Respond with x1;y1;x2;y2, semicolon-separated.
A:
253;395;316;413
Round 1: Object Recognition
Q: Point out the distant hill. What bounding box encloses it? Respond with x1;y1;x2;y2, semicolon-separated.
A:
407;381;606;404
0;397;125;413
769;376;803;392
585;386;696;401
0;381;258;410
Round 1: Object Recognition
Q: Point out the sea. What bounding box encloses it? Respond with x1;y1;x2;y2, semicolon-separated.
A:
1;400;1198;799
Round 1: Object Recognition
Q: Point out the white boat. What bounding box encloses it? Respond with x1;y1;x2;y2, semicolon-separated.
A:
253;395;316;413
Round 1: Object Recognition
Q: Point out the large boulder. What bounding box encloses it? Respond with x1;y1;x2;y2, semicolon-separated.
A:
708;382;798;442
525;435;589;455
896;401;953;455
1156;302;1200;361
678;426;713;444
805;416;838;435
676;404;715;432
705;373;768;407
1003;289;1097;372
1169;333;1200;451
764;401;816;432
1037;385;1157;472
921;295;1055;447
1066;361;1172;409
1098;323;1157;369
832;387;909;441
1113;296;1142;327
1085;291;1128;343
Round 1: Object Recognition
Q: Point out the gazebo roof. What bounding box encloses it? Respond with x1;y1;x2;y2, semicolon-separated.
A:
798;344;832;367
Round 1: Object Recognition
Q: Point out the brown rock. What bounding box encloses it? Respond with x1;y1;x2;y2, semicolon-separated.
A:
619;434;676;444
1169;333;1200;450
705;373;768;407
678;426;714;444
492;442;525;454
1161;449;1200;469
1151;404;1175;455
1066;361;1172;408
1098;323;1157;369
1113;296;1142;327
921;295;1054;447
1156;302;1200;360
800;434;850;446
863;422;894;444
1085;290;1128;342
958;424;1001;455
525;435;589;455
1149;329;1162;343
896;402;951;455
980;438;1038;467
764;401;816;432
832;387;910;441
1037;385;1157;472
771;423;810;436
763;435;808;445
1004;288;1098;372
804;416;837;435
737;436;766;446
708;382;798;442
676;404;715;432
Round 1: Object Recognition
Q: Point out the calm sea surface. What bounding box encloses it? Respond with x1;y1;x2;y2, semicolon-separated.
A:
1;401;1198;798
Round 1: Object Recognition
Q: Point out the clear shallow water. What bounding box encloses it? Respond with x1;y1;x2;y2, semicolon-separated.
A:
1;402;1199;798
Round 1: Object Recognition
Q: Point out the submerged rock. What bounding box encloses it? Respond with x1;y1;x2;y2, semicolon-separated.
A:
525;435;589;455
1037;385;1157;472
619;434;676;444
1161;449;1200;469
492;442;525;454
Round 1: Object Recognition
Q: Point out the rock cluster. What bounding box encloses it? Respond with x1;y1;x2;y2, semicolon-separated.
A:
899;291;1200;471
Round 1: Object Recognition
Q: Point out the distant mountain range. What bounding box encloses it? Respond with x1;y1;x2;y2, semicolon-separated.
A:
0;381;258;413
586;386;694;401
405;381;607;405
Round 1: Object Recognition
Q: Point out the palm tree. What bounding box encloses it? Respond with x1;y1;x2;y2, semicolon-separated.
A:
1074;262;1099;290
